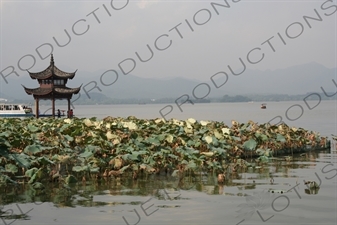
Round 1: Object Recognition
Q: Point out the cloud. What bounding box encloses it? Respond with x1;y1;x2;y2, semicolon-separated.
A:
0;0;335;83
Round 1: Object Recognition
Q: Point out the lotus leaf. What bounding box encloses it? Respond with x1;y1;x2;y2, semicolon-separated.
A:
10;153;31;168
168;154;178;159
206;161;221;169
181;160;188;165
146;137;161;146
178;137;186;145
63;118;72;124
27;124;39;132
172;119;184;126
184;127;193;134
123;153;140;161
119;165;130;172
200;120;210;126
222;128;230;135
276;134;286;143
155;149;168;155
72;166;88;172
212;148;226;156
106;131;118;140
197;128;208;135
231;136;241;141
232;120;239;126
105;122;111;129
187;160;197;169
0;131;11;137
165;134;174;143
139;164;147;170
186;139;196;146
201;152;214;157
5;163;18;173
65;175;78;184
90;167;100;173
171;170;179;177
184;122;192;130
0;174;17;185
157;134;166;141
28;168;43;184
243;139;257;151
130;132;138;139
24;145;43;155
264;149;272;157
122;121;138;130
214;130;223;139
180;147;199;155
257;155;269;163
58;155;72;163
204;136;213;144
125;146;135;153
112;139;120;145
31;182;44;189
212;137;219;146
25;167;38;178
187;118;196;124
256;148;266;156
155;118;165;124
75;136;83;144
194;141;201;148
79;150;94;159
113;158;123;169
89;130;98;138
83;118;93;127
134;140;146;148
255;133;269;141
63;135;74;142
37;156;55;165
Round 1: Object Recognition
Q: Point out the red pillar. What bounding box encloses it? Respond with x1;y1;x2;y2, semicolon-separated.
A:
52;98;55;118
67;98;70;118
35;98;39;118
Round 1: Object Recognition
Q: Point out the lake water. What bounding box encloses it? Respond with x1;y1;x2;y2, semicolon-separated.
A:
2;100;336;225
40;100;336;137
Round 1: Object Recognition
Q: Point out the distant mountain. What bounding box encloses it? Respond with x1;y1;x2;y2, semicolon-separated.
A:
0;62;335;102
211;62;335;96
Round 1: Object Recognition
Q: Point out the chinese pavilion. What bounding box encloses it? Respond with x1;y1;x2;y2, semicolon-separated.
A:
22;54;81;118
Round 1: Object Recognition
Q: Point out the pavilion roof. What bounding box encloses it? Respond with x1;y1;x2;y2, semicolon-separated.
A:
22;86;81;96
27;54;77;79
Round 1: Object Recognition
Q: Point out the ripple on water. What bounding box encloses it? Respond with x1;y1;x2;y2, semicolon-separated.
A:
0;150;336;225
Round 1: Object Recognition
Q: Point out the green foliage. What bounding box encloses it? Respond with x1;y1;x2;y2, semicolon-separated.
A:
65;175;77;184
243;139;257;151
0;116;329;188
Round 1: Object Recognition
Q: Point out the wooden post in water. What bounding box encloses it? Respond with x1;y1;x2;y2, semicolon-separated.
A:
35;98;39;119
52;97;55;118
67;98;71;118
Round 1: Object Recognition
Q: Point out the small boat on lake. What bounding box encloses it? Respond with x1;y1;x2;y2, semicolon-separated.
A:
0;103;34;117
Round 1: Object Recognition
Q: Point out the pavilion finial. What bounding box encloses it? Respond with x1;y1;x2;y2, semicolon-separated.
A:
50;54;54;65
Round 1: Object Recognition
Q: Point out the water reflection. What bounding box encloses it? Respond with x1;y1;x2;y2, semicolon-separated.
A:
305;188;320;195
0;149;335;222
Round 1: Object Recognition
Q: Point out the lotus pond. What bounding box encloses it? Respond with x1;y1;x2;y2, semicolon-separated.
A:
0;116;334;224
0;116;330;187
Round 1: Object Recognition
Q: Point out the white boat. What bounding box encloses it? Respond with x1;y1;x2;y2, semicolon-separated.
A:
0;103;35;117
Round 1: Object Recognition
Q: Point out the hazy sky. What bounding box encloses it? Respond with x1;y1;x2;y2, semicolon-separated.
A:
1;0;336;84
